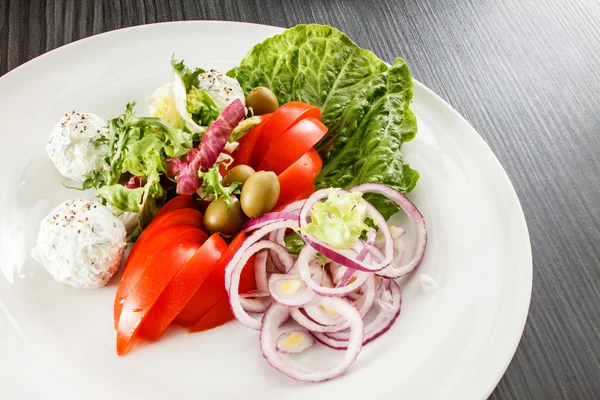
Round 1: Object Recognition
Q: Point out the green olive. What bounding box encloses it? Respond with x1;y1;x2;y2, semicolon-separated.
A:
240;171;280;218
222;165;256;187
203;197;248;235
246;87;279;115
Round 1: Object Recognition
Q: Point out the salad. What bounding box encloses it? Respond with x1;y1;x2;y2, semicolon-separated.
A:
31;24;428;382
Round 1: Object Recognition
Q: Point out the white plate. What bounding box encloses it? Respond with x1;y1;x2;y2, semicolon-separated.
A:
0;21;531;399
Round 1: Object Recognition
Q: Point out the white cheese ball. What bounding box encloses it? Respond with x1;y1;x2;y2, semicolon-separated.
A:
32;199;127;289
46;111;108;183
197;69;245;110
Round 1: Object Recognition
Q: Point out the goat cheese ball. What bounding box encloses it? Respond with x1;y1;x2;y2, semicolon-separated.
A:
46;111;108;183
197;69;245;110
32;199;127;289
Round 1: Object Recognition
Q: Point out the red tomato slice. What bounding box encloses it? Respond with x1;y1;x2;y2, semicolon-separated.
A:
258;117;328;174
173;231;257;327
275;148;322;209
230;113;273;168
114;219;207;329
137;234;229;341
116;236;204;355
155;195;202;218
124;208;205;273
252;102;321;167
189;294;233;333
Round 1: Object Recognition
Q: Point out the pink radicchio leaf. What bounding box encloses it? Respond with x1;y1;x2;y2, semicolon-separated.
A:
124;176;143;189
166;99;246;195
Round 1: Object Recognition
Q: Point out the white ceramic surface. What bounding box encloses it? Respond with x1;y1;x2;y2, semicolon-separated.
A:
0;21;532;400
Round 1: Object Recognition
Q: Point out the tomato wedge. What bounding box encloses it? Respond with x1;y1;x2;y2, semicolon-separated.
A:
275;148;322;209
155;195;202;218
114;220;207;328
138;234;229;341
230;113;273;168
173;231;256;327
252;102;321;166
116;235;205;355
258;117;328;174
189;294;233;332
125;208;205;271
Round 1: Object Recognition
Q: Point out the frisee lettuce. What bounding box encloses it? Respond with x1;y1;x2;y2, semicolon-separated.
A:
86;102;192;238
228;24;419;219
197;165;241;209
302;190;370;250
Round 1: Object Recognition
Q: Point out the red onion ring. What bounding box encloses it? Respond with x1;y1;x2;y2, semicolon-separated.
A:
225;220;297;291
228;241;292;330
242;212;299;232
315;280;402;349
260;298;364;382
269;274;315;307
297;246;370;297
350;183;427;278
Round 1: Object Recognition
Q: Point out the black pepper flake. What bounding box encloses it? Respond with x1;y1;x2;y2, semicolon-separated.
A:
77;230;81;234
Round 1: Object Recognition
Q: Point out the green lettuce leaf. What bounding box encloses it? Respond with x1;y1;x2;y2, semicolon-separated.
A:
88;103;191;238
186;87;220;127
197;165;241;208
228;24;419;219
302;190;370;249
172;57;205;93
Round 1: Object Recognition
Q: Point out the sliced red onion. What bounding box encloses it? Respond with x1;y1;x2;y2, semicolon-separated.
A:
355;229;376;262
350;183;427;278
316;280;402;349
298;188;392;272
267;252;285;273
267;228;288;273
241;290;270;298
228;241;292;330
242;212;299;232
281;199;306;214
225;220;298;291
260;298;364;382
289;307;346;333
241;297;272;313
254;251;269;294
297;246;370;297
276;330;315;354
269;274;315;307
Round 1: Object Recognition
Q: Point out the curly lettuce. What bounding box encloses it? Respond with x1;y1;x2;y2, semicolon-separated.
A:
228;24;419;219
86;103;192;238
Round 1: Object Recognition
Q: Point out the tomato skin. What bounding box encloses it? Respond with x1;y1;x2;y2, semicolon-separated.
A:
230;113;273;168
275;148;322;209
189;294;233;332
155;195;202;218
258;117;327;174
116;235;205;355
124;208;205;272
252;102;321;167
113;223;207;328
138;234;229;341
173;231;257;328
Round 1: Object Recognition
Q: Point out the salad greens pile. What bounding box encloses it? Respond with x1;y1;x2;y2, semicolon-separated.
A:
85;103;192;238
76;24;420;238
229;24;419;219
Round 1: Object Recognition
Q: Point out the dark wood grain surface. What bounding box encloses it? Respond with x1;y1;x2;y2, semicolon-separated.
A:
2;0;600;398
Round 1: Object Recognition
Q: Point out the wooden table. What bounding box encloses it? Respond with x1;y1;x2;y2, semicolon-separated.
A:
2;1;599;398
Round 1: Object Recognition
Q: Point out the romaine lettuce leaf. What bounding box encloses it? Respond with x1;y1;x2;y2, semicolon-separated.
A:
228;24;419;219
